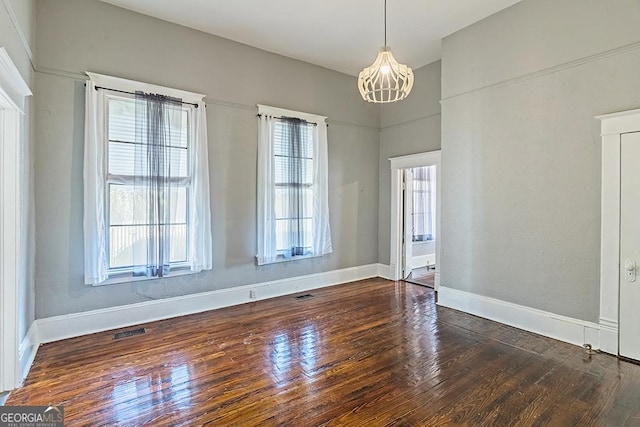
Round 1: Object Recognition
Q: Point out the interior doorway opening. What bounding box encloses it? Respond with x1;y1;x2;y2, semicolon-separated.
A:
402;166;437;288
389;151;441;290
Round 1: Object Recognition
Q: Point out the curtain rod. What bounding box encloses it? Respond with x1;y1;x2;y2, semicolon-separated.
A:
94;85;199;108
256;114;327;127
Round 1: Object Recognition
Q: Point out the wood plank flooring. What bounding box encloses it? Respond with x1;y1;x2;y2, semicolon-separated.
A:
7;278;640;426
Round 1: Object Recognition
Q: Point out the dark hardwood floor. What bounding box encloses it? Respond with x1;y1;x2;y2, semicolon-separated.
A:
7;278;640;426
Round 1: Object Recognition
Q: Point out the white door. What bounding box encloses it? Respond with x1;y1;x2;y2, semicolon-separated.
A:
620;131;640;360
402;169;413;279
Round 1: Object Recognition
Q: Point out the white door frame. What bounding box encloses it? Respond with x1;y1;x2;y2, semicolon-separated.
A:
597;108;640;356
402;169;413;280
0;47;31;392
389;150;441;289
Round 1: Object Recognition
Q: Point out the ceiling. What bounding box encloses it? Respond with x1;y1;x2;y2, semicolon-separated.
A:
100;0;523;76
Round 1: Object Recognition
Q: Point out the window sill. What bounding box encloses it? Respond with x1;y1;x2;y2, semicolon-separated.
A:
256;253;321;266
94;267;194;287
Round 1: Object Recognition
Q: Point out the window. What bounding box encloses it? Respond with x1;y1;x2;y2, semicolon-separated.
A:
273;120;314;256
256;105;332;265
412;165;436;242
107;95;190;271
84;73;212;285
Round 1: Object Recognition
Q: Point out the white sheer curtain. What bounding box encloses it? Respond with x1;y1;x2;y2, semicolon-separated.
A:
83;72;212;285
256;113;278;265
83;78;109;284
312;119;332;256
256;105;331;265
189;99;213;273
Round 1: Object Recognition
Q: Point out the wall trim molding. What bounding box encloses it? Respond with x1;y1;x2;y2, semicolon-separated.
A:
437;286;603;350
411;254;435;270
34;66;379;130
380;112;441;131
35;263;383;344
377;263;392;280
442;39;640;103
1;0;35;71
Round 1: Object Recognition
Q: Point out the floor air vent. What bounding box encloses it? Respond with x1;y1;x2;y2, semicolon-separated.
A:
114;327;146;340
295;293;314;300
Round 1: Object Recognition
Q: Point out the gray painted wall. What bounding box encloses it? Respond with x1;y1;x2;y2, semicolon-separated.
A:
0;0;36;344
378;61;441;265
34;0;380;318
441;0;640;322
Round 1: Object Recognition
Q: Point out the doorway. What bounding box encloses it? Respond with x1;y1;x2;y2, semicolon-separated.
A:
598;109;640;360
403;166;437;288
389;151;441;289
619;132;640;361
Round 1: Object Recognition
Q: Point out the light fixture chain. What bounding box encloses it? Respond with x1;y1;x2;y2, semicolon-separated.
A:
384;0;387;46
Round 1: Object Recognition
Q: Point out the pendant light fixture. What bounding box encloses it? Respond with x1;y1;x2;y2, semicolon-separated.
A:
358;0;414;103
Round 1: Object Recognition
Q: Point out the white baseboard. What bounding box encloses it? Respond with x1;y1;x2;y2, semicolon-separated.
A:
411;254;435;270
377;263;392;280
437;286;602;349
18;322;39;384
434;272;440;291
36;263;382;344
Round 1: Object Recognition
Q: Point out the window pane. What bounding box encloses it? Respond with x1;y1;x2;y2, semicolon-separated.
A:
274;156;313;185
169;224;187;263
109;98;189;148
110;184;148;225
169;187;188;224
110;185;187;225
273;123;313;157
109;224;188;268
275;218;313;252
109;185;188;269
108;98;136;143
170;110;189;148
275;187;313;219
109;225;145;269
108;142;188;178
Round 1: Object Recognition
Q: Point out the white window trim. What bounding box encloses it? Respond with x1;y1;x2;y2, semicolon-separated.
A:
86;72;206;103
256;104;331;265
84;72;212;286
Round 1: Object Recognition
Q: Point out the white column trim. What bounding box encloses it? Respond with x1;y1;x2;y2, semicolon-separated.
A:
0;47;31;113
0;47;31;393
